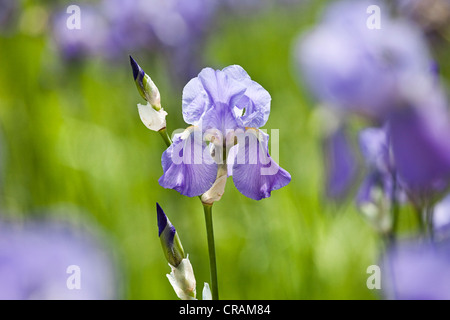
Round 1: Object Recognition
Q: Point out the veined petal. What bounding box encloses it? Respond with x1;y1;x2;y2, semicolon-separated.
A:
159;128;217;197
182;77;210;125
198;67;247;109
223;65;271;128
230;129;291;200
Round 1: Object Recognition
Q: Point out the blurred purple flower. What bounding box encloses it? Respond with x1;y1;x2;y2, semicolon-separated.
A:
101;0;157;57
355;127;403;232
388;89;450;205
52;0;217;83
0;0;21;35
225;0;304;13
382;239;450;299
296;0;432;120
0;218;119;300
51;5;109;61
323;126;358;200
159;65;291;200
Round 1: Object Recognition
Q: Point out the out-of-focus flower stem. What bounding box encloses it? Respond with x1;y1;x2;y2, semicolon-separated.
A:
414;206;426;235
425;205;435;242
388;175;399;246
159;128;172;147
203;203;219;300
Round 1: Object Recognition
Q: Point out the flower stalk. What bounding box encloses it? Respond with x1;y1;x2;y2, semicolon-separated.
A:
203;203;219;300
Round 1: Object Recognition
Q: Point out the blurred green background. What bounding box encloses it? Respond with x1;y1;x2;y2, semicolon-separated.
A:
0;0;384;299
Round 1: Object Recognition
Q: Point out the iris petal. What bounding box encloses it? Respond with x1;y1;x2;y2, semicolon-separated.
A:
182;77;209;125
230;130;291;200
223;65;271;128
159;129;217;197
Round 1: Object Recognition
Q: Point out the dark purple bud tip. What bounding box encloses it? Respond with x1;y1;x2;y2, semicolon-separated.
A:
156;202;167;237
129;55;141;81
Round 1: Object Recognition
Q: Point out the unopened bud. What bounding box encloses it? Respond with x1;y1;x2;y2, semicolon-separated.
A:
157;203;185;267
129;55;162;111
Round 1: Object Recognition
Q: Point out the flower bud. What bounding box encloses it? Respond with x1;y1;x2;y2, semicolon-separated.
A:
129;56;162;111
157;203;185;267
202;282;212;300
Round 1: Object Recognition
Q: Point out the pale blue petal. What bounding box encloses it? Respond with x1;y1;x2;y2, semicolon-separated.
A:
159;131;217;197
230;130;291;200
182;77;210;125
223;65;271;128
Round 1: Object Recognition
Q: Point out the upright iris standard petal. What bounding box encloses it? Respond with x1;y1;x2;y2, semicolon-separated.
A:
181;65;271;130
159;128;217;197
229;129;291;200
222;65;271;128
182;77;210;125
197;67;247;107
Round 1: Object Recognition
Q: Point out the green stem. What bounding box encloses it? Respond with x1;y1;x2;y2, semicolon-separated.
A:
159;128;172;147
203;204;219;300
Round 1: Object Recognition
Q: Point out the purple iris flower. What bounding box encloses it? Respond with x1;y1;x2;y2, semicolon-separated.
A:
101;0;157;57
382;239;450;299
0;217;119;300
296;0;432;121
51;5;109;61
388;88;450;205
0;0;20;35
158;65;291;200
